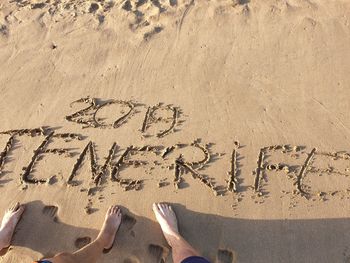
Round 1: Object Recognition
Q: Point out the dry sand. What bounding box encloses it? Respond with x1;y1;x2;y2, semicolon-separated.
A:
0;0;350;262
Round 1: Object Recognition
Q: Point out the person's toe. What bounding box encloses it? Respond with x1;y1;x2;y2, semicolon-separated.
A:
157;204;163;214
14;205;25;216
10;202;19;212
154;203;160;211
107;206;113;215
153;203;160;216
116;208;121;219
160;204;167;214
164;204;170;211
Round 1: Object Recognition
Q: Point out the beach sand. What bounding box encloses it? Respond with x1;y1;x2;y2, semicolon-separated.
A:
0;0;350;262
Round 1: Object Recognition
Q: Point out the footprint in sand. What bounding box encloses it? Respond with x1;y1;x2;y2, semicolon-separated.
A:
236;0;250;5
217;249;236;263
75;236;92;249
143;26;163;41
42;205;59;223
31;3;46;9
148;244;168;263
0;24;9;37
9;0;115;24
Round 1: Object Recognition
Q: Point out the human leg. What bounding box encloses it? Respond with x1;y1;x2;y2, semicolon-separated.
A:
153;203;210;263
43;205;121;263
0;202;25;253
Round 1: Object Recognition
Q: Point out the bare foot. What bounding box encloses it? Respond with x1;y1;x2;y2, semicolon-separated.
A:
153;203;180;246
97;205;122;249
0;203;25;250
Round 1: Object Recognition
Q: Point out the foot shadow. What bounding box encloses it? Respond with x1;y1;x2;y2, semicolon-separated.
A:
9;201;166;262
10;200;99;259
170;203;350;263
7;201;350;263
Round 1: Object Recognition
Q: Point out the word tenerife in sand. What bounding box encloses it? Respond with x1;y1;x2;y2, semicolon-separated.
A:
0;97;350;201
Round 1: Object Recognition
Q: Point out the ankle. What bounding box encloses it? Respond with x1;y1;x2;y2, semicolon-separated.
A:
92;237;104;250
166;233;182;247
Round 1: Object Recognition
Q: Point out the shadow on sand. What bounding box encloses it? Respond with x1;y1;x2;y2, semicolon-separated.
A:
8;201;350;263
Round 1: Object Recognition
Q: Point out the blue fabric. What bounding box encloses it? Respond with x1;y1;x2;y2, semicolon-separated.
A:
35;261;52;263
181;256;211;263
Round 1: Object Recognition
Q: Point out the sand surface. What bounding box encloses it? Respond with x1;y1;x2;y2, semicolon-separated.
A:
0;0;350;262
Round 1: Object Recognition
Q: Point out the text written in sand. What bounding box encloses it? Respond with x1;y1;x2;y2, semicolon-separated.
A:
1;97;350;204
